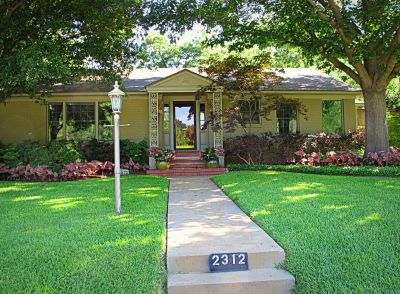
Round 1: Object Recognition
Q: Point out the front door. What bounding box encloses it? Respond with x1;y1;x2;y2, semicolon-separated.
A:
173;102;196;150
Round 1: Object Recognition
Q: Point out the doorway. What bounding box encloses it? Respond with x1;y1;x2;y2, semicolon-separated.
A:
173;102;196;150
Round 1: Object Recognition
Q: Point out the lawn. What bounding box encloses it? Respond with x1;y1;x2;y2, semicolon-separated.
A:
0;176;168;293
213;171;400;293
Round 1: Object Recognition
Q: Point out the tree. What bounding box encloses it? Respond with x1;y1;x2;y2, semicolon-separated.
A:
0;0;142;102
147;0;400;153
136;32;205;68
196;52;307;134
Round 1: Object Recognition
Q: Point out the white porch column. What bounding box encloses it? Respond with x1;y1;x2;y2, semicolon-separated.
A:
195;99;201;150
149;92;159;169
213;91;224;167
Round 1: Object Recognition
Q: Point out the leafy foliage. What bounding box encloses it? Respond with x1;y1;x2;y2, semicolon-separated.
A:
197;53;307;134
224;132;364;165
294;148;400;166
388;112;400;147
136;32;204;68
148;0;400;152
147;147;175;162
0;140;83;173
200;147;224;162
121;139;148;164
0;0;143;101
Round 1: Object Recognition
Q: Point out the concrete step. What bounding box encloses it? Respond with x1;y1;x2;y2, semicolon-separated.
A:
167;246;285;273
168;268;295;294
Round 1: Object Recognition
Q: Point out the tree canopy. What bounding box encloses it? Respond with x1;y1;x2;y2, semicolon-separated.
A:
147;0;400;152
0;0;142;101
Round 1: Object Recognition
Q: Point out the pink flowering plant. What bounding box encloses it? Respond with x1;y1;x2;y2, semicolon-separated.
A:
294;147;400;166
201;147;224;162
148;147;175;162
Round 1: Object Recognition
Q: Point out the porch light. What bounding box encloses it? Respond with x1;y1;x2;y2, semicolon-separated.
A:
108;81;125;113
108;81;125;214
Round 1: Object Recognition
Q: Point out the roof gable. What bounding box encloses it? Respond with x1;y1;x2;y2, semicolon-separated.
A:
145;69;212;92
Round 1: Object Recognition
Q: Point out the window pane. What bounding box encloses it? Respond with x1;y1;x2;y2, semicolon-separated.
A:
66;103;95;141
98;102;113;141
323;100;343;133
240;99;260;124
163;104;170;130
277;103;297;134
200;104;206;129
48;103;63;140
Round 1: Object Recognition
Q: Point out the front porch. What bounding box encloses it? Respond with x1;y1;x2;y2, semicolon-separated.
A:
146;69;224;171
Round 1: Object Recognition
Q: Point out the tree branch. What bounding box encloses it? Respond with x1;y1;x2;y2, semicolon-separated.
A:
322;52;361;84
5;0;25;19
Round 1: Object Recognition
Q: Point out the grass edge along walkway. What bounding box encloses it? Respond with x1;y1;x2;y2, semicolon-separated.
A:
228;164;400;177
0;176;168;293
212;171;400;293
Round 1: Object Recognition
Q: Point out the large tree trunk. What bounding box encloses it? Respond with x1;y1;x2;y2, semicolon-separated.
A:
363;89;389;154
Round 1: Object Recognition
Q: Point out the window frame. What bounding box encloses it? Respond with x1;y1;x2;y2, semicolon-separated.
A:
276;102;299;134
47;101;112;142
322;99;344;134
239;98;261;125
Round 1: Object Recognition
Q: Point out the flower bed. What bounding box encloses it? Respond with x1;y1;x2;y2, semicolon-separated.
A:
0;160;148;182
294;147;400;166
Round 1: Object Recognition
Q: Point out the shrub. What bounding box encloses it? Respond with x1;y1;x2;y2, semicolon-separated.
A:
80;139;114;162
148;147;175;162
200;147;224;162
388;111;400;147
300;131;365;153
224;132;365;165
294;147;400;166
121;139;148;164
227;164;400;177
0;140;83;172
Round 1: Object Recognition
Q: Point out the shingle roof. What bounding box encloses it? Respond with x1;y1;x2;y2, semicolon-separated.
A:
52;67;360;93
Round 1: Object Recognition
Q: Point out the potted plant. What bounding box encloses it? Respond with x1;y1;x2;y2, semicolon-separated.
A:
148;147;175;170
201;147;224;168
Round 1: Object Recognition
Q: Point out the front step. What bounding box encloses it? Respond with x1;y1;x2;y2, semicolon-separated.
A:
167;246;284;273
146;168;228;177
168;268;295;294
171;163;206;169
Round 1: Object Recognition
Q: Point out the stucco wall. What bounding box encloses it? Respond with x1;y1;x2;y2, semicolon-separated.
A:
0;92;358;146
0;100;47;144
120;96;149;142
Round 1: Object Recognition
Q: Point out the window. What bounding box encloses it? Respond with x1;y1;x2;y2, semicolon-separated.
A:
200;104;206;130
48;103;63;140
322;100;343;133
66;103;95;141
163;104;170;130
98;102;113;141
240;99;260;124
277;103;298;134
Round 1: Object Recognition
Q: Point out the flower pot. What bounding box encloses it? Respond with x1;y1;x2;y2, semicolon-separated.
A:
156;161;170;170
206;160;219;168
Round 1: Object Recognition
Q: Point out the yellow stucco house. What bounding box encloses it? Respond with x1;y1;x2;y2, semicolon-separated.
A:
0;68;361;157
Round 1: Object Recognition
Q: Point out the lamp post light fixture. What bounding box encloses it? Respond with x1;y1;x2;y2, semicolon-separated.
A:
108;81;125;214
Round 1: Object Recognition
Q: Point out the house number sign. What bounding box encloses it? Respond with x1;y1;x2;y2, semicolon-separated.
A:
208;252;248;272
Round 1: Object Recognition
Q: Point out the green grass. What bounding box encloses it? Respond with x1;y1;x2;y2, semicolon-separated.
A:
228;164;400;177
213;171;400;293
0;176;168;293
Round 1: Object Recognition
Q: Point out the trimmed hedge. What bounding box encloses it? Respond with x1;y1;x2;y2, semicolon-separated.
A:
227;164;400;177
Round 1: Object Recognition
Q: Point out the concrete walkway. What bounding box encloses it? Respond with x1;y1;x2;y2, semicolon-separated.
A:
167;176;294;294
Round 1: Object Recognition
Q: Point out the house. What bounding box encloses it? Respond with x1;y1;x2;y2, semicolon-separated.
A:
0;68;362;171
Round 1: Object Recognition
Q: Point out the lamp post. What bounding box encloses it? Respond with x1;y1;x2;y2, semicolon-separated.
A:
108;81;125;214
